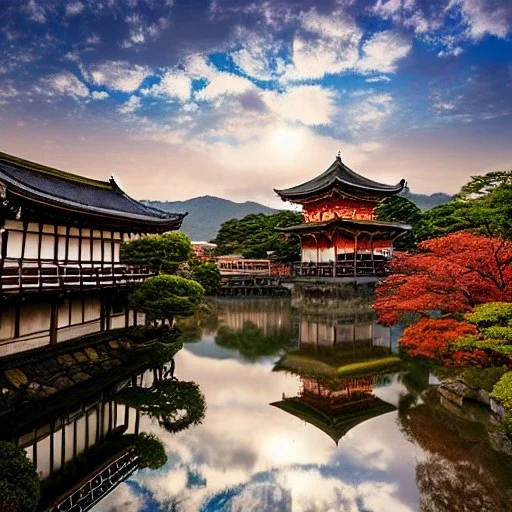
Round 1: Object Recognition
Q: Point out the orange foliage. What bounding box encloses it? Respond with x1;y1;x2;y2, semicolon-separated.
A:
375;232;512;325
400;318;478;359
450;349;491;367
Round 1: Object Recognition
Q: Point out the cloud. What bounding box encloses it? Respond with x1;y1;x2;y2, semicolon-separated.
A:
118;95;142;114
65;1;85;16
349;93;394;130
25;0;46;23
455;0;512;39
43;72;89;99
283;8;362;81
89;61;150;93
262;85;336;126
86;34;101;45
91;90;109;100
366;75;392;83
357;31;412;74
143;69;192;102
195;72;255;102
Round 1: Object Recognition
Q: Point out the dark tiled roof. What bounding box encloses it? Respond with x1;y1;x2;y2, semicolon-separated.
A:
274;156;406;201
0;152;186;230
276;218;412;234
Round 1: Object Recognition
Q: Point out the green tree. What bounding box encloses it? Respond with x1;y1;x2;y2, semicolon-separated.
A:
212;211;303;261
133;433;167;470
0;441;40;512
130;275;204;325
374;196;422;250
191;261;221;295
121;232;193;274
416;170;512;241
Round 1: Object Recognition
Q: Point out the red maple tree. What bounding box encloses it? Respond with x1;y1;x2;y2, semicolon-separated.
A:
400;318;478;359
374;232;512;325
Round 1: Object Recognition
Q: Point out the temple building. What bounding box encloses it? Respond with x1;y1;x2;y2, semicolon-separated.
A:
274;154;411;277
0;152;185;355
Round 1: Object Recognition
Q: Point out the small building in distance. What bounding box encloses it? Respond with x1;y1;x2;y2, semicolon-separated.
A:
274;154;411;278
191;241;217;261
0;151;186;355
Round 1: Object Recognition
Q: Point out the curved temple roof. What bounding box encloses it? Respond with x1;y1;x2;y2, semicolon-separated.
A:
0;152;186;232
274;155;406;202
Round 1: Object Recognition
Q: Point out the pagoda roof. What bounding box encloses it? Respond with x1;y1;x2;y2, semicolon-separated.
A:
270;396;396;445
0;152;186;231
276;217;412;236
274;156;406;202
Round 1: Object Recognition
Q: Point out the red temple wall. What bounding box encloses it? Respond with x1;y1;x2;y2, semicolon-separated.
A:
303;197;378;223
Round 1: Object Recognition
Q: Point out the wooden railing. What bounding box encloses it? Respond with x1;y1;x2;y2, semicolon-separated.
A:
292;260;388;278
0;258;156;293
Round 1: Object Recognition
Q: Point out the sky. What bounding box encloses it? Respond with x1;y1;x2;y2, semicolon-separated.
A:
0;0;511;207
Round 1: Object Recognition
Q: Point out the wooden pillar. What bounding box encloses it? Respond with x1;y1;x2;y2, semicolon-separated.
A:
353;233;358;277
14;301;20;339
64;226;70;264
49;299;58;345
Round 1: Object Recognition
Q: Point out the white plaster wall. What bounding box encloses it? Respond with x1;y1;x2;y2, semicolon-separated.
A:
355;324;372;341
84;296;101;322
93;240;102;261
71;298;83;325
301;247;317;263
6;230;23;258
0;335;50;357
58;299;70;328
68;237;79;260
0;307;16;341
111;314;126;329
57;321;102;343
81;239;91;261
40;234;55;260
19;303;51;336
319;247;335;263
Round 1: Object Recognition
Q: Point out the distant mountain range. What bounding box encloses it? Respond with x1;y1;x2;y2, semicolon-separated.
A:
144;191;451;241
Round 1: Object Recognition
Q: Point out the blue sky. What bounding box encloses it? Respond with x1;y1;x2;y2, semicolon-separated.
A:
0;0;511;205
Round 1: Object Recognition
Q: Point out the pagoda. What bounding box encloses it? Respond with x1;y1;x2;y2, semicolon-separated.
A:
274;154;411;277
0;151;186;356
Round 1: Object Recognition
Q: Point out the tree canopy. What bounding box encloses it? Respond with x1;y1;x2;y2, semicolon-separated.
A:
0;441;40;512
374;196;422;250
121;232;193;274
374;232;512;325
130;274;204;324
212;211;303;261
190;261;221;295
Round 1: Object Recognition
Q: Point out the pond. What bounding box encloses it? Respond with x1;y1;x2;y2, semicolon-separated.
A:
88;297;512;512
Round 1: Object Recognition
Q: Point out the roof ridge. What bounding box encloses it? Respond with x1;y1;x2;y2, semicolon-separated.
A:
0;151;112;190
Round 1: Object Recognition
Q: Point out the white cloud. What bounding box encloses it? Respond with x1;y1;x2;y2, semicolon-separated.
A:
25;0;46;23
91;90;109;100
350;93;394;130
357;31;412;73
455;0;512;39
143;69;192;102
65;1;85;16
43;72;89;99
86;34;101;45
283;9;362;81
89;61;150;93
93;482;142;512
262;85;336;126
366;75;392;83
118;95;141;114
195;72;255;102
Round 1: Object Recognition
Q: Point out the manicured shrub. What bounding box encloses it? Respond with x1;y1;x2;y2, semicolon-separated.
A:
481;326;512;343
466;302;512;328
133;433;167;470
0;441;40;512
492;371;512;434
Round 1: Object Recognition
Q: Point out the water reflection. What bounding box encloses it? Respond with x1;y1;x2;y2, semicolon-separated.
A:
4;297;511;511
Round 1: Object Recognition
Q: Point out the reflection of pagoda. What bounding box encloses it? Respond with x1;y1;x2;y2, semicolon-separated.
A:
271;374;395;445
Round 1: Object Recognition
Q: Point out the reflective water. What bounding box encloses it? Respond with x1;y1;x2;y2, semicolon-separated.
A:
90;298;512;512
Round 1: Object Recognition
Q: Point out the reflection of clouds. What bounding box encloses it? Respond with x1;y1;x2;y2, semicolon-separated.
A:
93;482;142;511
101;346;421;511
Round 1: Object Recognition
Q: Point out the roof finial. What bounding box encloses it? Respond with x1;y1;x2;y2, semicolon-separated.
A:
336;150;342;162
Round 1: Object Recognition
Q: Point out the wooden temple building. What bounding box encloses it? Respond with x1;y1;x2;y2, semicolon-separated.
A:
274;154;411;278
0;152;186;355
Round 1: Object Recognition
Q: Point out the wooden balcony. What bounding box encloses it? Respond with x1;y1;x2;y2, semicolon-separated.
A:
0;258;156;294
292;259;388;278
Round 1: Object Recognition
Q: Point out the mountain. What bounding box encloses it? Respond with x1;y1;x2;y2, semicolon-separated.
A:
144;191;451;241
144;196;279;241
402;189;452;211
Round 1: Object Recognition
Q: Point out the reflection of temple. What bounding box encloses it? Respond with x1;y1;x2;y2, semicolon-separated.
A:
215;299;291;337
0;152;185;356
299;315;391;352
1;365;157;511
271;374;395;445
